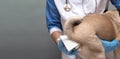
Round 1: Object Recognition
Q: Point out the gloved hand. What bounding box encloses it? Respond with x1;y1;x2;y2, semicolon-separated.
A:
101;39;120;53
57;35;79;55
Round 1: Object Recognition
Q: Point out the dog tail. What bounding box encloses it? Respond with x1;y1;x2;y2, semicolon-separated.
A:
63;16;82;39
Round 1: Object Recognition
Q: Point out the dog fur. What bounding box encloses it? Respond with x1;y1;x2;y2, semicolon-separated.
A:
63;10;120;59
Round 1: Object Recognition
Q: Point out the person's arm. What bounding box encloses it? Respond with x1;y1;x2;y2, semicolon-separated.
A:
46;0;79;55
46;0;63;44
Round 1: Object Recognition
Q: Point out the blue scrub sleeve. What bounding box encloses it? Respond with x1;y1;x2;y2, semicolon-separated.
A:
111;0;120;10
46;0;63;33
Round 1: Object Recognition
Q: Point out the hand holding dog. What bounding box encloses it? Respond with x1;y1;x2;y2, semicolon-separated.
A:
101;32;120;53
101;33;120;53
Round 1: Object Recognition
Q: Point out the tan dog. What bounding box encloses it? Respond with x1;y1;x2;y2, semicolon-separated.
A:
63;10;120;59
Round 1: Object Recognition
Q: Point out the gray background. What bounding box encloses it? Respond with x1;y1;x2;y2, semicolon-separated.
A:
0;0;116;59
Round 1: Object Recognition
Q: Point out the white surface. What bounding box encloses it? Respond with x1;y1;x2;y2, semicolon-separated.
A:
60;35;79;51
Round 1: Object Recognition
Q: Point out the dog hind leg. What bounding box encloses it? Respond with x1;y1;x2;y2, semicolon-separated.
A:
73;24;106;59
78;34;106;59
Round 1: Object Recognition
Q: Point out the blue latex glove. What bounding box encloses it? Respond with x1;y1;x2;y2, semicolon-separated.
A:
58;39;78;55
101;39;120;53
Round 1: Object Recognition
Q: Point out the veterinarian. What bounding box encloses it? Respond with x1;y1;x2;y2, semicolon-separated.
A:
46;0;120;59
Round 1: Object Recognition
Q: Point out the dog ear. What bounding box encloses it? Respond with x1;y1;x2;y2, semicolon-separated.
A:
105;10;119;17
105;10;120;22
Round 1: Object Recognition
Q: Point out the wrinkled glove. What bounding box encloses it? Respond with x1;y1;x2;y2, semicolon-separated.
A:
57;35;79;55
101;39;120;53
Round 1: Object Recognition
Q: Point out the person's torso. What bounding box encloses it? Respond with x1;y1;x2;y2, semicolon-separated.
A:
54;0;109;26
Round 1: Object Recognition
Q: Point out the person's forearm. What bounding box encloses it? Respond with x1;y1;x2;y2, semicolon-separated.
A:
51;31;63;44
